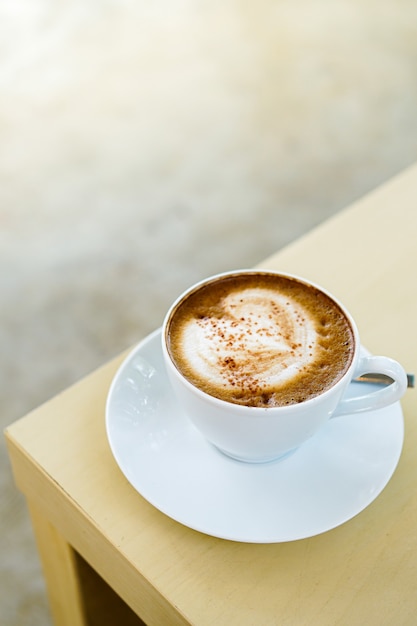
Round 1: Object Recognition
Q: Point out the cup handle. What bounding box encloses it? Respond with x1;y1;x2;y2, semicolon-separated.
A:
332;355;408;417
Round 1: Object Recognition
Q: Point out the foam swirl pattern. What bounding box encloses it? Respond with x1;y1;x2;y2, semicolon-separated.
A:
167;274;354;407
181;288;317;401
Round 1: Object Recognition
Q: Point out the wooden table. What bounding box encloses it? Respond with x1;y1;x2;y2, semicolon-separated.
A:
5;164;417;626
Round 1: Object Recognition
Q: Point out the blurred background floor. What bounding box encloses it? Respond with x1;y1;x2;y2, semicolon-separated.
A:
1;1;417;623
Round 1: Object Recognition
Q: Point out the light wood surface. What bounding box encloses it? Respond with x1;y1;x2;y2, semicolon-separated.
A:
5;163;417;625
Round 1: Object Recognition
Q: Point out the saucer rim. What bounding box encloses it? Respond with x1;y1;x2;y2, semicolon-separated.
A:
105;328;404;543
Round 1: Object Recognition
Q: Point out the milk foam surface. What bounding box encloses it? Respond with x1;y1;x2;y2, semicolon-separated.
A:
167;273;355;406
180;287;318;396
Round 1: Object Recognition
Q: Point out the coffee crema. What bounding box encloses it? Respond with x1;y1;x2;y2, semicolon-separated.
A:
166;273;355;407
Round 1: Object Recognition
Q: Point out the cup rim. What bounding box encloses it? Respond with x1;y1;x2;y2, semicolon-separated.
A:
162;269;359;412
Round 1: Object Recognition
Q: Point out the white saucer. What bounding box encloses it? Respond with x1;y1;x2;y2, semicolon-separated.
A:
105;329;404;543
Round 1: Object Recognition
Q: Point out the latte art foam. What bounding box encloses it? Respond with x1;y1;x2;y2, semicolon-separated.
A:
182;288;318;394
167;273;355;407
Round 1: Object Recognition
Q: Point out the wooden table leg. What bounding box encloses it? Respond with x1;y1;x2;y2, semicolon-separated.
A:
28;500;87;626
27;500;146;626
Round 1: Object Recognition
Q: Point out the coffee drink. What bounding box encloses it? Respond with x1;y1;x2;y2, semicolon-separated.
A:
165;272;355;407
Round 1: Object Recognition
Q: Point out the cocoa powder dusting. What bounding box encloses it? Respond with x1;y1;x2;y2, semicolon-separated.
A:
167;273;355;407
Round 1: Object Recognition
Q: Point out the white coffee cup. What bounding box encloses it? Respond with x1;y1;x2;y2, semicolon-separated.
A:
162;270;407;463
